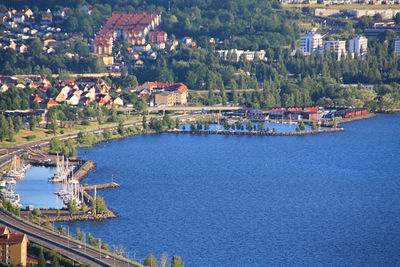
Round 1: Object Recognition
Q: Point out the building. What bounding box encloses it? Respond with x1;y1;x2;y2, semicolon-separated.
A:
300;33;323;54
349;36;368;57
347;9;400;19
394;38;400;57
150;31;167;44
154;91;175;106
0;226;28;267
325;40;346;60
93;35;113;55
216;49;267;62
314;9;341;17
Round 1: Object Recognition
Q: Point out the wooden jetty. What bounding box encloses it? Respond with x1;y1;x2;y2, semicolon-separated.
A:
82;182;120;191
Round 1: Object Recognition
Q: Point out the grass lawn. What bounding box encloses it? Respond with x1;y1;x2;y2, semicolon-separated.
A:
0;115;144;149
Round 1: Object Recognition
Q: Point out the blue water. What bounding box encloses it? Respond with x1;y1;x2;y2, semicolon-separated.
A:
14;166;63;209
54;114;400;266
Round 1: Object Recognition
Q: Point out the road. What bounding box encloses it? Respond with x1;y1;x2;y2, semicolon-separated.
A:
0;209;141;266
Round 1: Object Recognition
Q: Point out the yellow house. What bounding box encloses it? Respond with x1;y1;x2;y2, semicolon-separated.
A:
155;91;175;106
0;226;28;267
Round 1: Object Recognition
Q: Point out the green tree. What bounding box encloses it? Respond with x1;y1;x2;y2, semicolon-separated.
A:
68;200;78;214
110;105;118;122
118;120;126;136
103;129;112;140
49;137;64;154
246;121;252;132
298;121;306;131
52;254;60;267
0;114;8;142
144;254;158;267
38;249;46;267
29;116;37;131
171;256;184;267
311;121;318;131
142;116;148;130
57;226;66;235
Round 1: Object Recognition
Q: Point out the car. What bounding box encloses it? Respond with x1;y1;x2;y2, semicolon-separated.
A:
104;255;110;258
77;245;82;249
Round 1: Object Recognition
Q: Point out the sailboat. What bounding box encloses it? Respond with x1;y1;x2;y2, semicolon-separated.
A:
5;156;25;180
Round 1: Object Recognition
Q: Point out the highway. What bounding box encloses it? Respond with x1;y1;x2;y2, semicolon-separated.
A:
0;209;141;266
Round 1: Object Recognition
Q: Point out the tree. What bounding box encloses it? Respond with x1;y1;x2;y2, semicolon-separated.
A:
110;105;118;122
144;254;158;267
57;226;66;235
142;116;148;130
49;137;64;154
68;200;78;214
103;129;112;140
0;114;8;142
298;121;306;131
171;256;184;267
118;120;126;136
52;254;60;267
311;121;318;131
38;249;46;267
246;120;252;132
29;116;37;131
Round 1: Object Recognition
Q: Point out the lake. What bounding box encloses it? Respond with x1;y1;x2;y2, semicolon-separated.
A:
36;114;400;266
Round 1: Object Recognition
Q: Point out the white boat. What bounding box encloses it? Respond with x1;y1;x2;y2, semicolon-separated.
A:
5;156;25;180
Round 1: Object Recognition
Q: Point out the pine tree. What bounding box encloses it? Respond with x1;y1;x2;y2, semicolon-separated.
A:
38;249;46;267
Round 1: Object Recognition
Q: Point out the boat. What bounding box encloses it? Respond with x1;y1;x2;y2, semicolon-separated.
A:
5;156;25;180
49;154;73;183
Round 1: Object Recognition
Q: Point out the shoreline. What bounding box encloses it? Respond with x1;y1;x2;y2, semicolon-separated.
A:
17;113;378;222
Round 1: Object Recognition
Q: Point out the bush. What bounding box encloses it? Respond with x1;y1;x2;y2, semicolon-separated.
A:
81;120;90;126
26;135;36;140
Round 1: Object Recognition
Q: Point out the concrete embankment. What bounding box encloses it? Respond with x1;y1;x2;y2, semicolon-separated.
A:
322;113;376;126
74;160;96;182
172;127;344;136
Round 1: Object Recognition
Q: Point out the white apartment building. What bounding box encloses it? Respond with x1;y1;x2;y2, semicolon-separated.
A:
394;38;400;57
300;33;323;54
325;40;346;60
349;36;368;57
216;49;266;62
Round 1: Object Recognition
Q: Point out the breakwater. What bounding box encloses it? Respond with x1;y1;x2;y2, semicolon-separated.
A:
322;113;376;126
74;160;96;182
172;127;344;136
82;182;120;191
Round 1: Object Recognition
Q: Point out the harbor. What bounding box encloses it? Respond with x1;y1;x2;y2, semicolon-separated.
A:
1;153;119;222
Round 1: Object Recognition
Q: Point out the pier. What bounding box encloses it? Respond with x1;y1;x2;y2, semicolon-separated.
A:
82;182;120;191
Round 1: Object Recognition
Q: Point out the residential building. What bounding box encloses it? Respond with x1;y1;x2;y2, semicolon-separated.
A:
150;31;167;44
325;40;346;60
314;9;340;17
347;9;400;19
394;38;400;57
154;91;175;106
216;49;267;62
41;12;53;24
93;35;113;55
349;36;368;57
0;226;28;267
300;33;323;54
